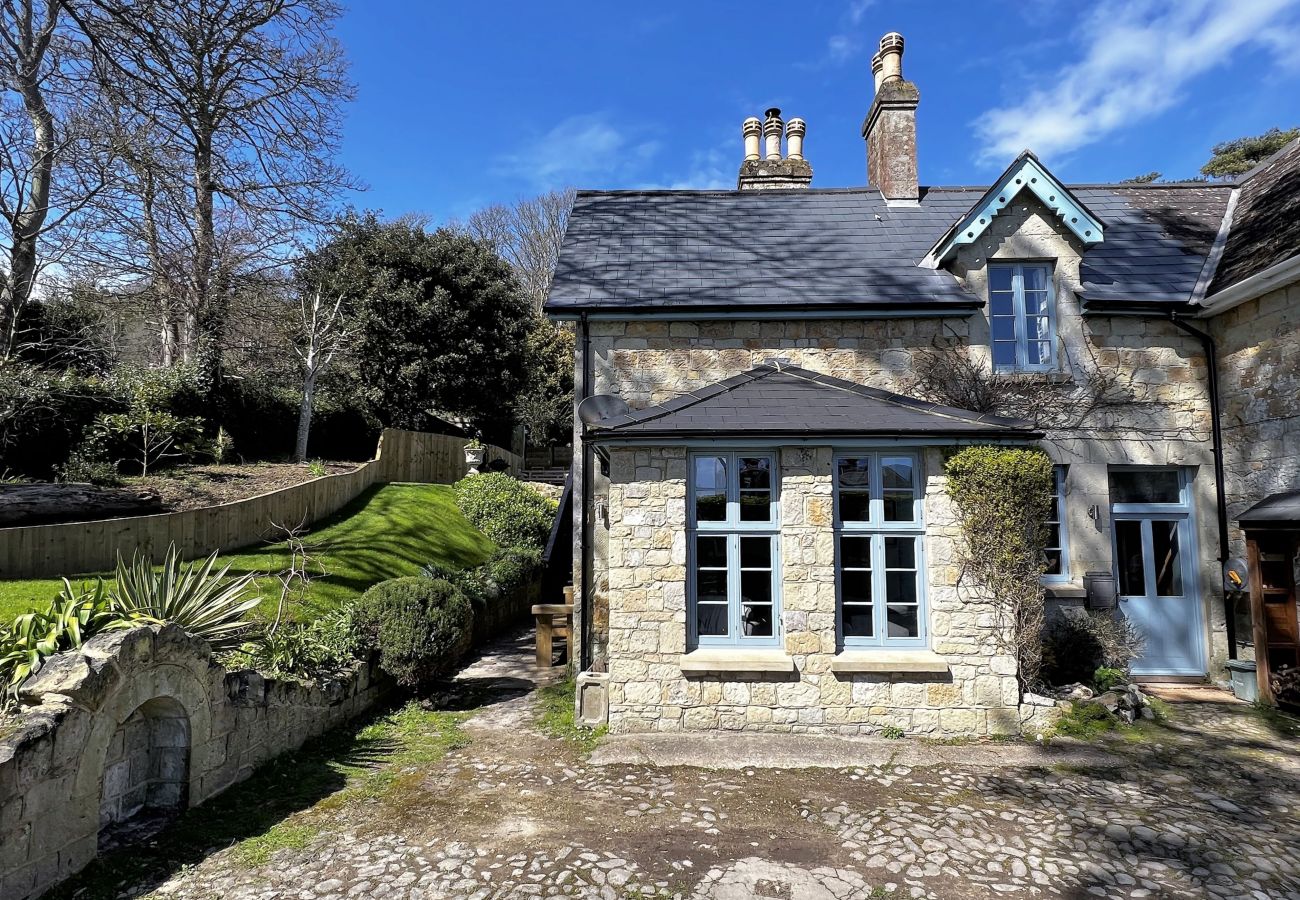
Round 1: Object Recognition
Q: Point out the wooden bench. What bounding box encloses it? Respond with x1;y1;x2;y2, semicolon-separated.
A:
533;588;574;667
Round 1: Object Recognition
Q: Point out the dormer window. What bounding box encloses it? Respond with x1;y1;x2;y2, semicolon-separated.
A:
989;263;1057;372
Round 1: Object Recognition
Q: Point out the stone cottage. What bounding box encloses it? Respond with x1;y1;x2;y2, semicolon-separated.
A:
544;32;1300;734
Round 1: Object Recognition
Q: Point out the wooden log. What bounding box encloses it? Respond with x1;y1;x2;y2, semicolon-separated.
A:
0;484;165;526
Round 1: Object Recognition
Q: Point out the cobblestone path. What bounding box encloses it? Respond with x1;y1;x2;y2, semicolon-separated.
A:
63;633;1300;900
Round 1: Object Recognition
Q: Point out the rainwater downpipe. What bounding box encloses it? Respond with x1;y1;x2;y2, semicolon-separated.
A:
579;312;593;671
1166;312;1236;659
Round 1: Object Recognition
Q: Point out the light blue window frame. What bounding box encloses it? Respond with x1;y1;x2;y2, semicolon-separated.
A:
990;262;1058;373
833;452;928;649
1042;465;1070;583
686;451;782;649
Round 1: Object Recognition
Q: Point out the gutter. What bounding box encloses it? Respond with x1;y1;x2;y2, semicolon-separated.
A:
1194;253;1300;318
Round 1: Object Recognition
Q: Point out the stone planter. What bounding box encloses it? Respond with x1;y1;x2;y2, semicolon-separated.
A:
464;446;485;475
576;670;610;727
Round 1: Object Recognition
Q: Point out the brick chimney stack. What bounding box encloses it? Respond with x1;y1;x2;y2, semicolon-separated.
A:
737;107;813;190
862;32;919;202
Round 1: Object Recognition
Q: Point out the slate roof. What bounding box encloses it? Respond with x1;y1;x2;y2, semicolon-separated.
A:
545;183;1233;314
587;363;1041;441
1237;490;1300;528
1211;137;1300;292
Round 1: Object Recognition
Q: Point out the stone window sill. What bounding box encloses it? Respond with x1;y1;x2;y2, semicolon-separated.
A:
679;649;795;674
830;649;950;674
1044;583;1087;601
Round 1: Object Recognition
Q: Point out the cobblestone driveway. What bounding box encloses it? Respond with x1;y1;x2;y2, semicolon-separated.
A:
63;634;1300;900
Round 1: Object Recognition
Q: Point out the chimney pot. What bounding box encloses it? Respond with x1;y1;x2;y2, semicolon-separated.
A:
742;116;762;161
871;51;885;92
878;31;904;82
763;107;784;161
785;118;806;161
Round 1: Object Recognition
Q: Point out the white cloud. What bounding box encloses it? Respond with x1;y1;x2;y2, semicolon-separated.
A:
493;113;661;189
974;0;1300;166
801;0;876;69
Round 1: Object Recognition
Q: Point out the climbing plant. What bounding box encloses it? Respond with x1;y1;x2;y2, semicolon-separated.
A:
945;446;1054;689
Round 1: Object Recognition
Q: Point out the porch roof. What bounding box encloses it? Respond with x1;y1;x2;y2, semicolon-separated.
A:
1238;491;1300;528
586;363;1042;442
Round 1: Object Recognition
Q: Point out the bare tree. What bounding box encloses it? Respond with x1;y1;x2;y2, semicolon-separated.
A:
292;286;346;461
465;188;574;312
0;0;118;362
72;0;357;375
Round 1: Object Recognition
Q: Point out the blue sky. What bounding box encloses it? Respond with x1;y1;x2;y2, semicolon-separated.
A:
335;0;1300;223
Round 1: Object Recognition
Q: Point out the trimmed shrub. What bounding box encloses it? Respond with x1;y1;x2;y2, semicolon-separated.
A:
353;577;473;691
233;607;362;680
454;473;558;551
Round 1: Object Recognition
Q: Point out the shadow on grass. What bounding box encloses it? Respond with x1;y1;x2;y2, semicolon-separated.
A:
46;704;404;900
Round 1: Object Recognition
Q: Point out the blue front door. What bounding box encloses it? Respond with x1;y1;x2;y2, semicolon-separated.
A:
1113;514;1204;675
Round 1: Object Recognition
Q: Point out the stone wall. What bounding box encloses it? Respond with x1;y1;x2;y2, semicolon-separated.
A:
604;446;1022;737
1211;280;1300;552
0;624;389;899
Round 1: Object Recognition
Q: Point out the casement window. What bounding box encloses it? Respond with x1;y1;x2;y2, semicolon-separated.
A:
834;453;926;648
989;263;1057;372
1043;465;1070;582
688;452;780;648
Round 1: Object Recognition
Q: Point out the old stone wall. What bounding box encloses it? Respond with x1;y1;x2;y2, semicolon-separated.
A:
1211;280;1300;551
0;624;389;899
604;446;1022;737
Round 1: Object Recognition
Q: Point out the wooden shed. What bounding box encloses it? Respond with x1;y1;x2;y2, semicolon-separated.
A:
1239;491;1300;709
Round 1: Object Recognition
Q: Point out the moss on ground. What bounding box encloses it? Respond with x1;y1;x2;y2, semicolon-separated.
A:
49;700;473;899
0;483;495;623
536;676;606;754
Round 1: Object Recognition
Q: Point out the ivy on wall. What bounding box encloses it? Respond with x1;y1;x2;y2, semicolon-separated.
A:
945;446;1054;689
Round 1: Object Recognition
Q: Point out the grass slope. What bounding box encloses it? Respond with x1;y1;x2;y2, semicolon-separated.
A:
0;483;495;624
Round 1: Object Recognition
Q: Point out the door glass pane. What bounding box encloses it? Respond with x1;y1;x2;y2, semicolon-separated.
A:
1109;470;1181;505
1152;520;1183;597
837;458;872;522
1115;520;1145;596
694;456;727;521
989;267;1014;292
882;456;916;522
696;535;727;568
840;535;871;569
884;536;915;569
887;605;919;638
1022;266;1048;292
739;537;773;637
738;456;772;521
990;294;1014;317
991;316;1016;341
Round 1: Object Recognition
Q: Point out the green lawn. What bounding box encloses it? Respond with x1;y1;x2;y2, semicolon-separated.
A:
0;483;496;624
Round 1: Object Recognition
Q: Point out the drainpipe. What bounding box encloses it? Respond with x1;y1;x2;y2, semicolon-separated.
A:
578;312;592;671
1167;312;1236;659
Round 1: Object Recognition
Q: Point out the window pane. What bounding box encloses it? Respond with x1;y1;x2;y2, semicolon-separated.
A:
887;605;919;638
837;457;871;488
1032;340;1053;365
694;456;727;521
989;267;1014;291
884;537;915;570
1152;520;1183;597
738;457;770;490
1025;292;1050;316
990;294;1014;317
1022;266;1048;292
885;572;918;606
697;535;727;568
741;602;773;637
1109;470;1181;505
1044;548;1062;576
741;569;772;605
840;536;871;569
697;603;728;636
839;491;871;522
843;607;874;637
697;569;728;604
883;493;915;522
881;457;913;490
1115;520;1145;596
992;340;1018;368
841;570;872;604
991;316;1016;341
739;536;771;569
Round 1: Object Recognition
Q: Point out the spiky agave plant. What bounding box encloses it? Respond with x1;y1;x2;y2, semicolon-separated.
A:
111;544;261;652
1;579;135;702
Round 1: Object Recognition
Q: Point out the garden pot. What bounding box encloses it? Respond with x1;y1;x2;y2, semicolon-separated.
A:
464;446;485;474
1225;658;1258;703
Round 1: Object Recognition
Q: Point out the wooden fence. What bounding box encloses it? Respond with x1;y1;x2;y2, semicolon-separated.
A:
0;429;520;580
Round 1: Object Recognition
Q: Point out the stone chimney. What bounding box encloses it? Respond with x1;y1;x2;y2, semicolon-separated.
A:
862;32;919;202
737;107;813;190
